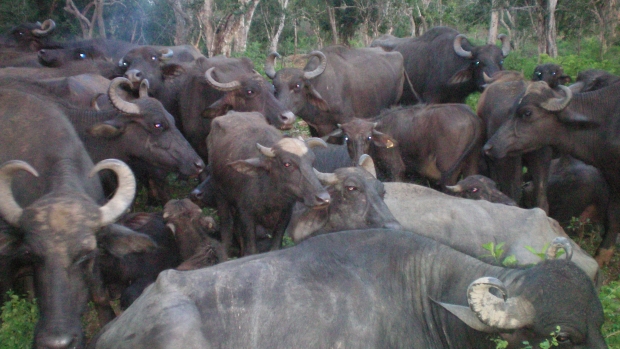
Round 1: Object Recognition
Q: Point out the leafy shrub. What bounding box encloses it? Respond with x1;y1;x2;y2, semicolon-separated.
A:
600;281;620;347
0;292;37;349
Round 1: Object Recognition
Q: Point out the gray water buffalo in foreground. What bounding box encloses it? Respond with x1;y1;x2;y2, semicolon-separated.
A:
90;229;605;349
383;182;599;282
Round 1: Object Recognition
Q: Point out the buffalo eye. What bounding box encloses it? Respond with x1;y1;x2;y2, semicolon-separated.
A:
346;186;357;191
471;187;479;193
151;55;157;61
246;89;254;96
499;60;504;66
552;71;556;76
293;83;301;91
474;60;480;66
367;136;372;141
153;122;163;129
18;31;24;36
78;52;87;59
555;333;571;345
344;135;349;142
283;162;291;168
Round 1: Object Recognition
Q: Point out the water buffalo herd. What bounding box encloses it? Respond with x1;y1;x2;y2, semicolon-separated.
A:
0;19;614;349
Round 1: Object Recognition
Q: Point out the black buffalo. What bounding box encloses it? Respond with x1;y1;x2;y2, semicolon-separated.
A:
484;81;620;266
370;26;510;104
326;104;483;185
0;88;152;349
91;229;606;349
208;111;331;256
265;45;404;136
37;45;108;67
444;174;518;206
0;19;56;51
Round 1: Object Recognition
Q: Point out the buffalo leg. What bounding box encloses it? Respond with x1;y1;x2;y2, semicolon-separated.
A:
270;207;293;251
488;155;523;204
595;197;620;267
523;147;552;214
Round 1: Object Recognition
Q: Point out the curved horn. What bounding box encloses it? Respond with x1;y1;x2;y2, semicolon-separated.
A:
497;34;511;57
108;77;141;114
322;127;344;141
264;52;280;79
358;154;377;178
467;277;534;330
568;81;585;94
444;184;463;193
256;143;275;157
483;72;493;83
545;237;573;261
540;85;572;112
205;67;241;91
305;137;328;149
313;168;339;186
160;48;174;60
138;79;150;99
0;161;39;226
90;159;136;226
32;19;56;37
453;34;473;59
303;51;327;80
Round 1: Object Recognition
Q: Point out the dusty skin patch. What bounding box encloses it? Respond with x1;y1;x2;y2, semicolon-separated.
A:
277;138;308;156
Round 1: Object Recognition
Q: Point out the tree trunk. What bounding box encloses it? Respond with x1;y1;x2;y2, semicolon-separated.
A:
198;0;215;57
488;8;499;44
546;0;558;57
269;0;289;52
166;0;192;45
326;5;339;45
233;0;260;53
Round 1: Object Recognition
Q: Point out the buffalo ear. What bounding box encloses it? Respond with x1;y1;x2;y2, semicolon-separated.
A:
558;111;600;127
205;97;232;118
371;132;397;149
228;158;268;176
305;85;330;112
285;202;329;243
558;75;572;85
87;120;126;138
97;224;158;258
0;231;20;256
448;69;473;85
161;63;186;80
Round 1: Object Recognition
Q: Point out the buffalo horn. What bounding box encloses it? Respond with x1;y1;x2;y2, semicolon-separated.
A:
256;143;275;157
0;161;39;226
568;81;585;94
205;67;241;91
32;19;56;37
314;168;338;186
540;85;572;112
303;51;327;80
90;159;136;226
358;154;377;178
467;277;534;330
138;79;150;99
545;236;573;261
323;127;343;141
498;34;510;57
108;77;141;115
444;184;463;193
264;52;281;79
160;48;174;60
305;137;328;149
453;34;473;59
483;72;493;84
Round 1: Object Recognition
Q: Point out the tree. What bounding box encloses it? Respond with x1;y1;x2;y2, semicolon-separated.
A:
64;0;114;39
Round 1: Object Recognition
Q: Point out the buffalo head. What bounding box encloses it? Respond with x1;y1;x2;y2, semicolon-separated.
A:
450;33;510;90
324;118;396;165
120;46;181;93
532;63;571;88
265;51;330;115
0;19;56;51
38;45;107;68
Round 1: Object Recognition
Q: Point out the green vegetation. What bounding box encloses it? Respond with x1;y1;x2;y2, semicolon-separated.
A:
0;293;37;349
480;241;517;267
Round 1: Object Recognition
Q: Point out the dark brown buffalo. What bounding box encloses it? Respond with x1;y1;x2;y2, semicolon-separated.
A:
327;104;483;185
484;81;620;266
286;155;402;242
0;19;56;51
0;57;122;79
522;155;610;235
207;112;331;256
569;69;620;93
121;55;295;161
444;174;518;206
477;66;569;212
0;88;152;349
370;26;510;104
532;63;571;88
37;45;108;67
265;45;404;136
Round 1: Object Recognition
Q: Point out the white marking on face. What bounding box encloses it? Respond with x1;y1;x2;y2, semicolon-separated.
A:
278;138;308;156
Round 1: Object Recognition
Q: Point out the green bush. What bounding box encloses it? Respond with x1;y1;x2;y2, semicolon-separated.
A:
600;281;620;348
0;293;37;349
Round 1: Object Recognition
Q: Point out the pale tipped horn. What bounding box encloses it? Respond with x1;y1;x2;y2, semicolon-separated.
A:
467;277;534;330
305;137;328;149
108;77;141;115
90;159;136;226
264;52;280;79
32;19;56;37
545;237;573;261
303;51;327;80
453;34;473;59
358;154;377;178
0;161;39;226
160;48;174;60
138;79;150;99
497;34;510;57
445;184;463;193
256;143;275;157
314;168;339;186
205;67;241;91
540;85;572;112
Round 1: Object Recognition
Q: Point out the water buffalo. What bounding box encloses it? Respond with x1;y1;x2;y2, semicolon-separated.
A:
265;45;404;136
522;155;610;235
444;174;518;206
532;63;571;88
207;111;331;256
484;81;620;266
0;57;122;79
569;69;620;93
370;26;510;104
383;182;599;281
37;45;108;67
121;55;295;162
0;19;56;51
477;66;569;212
326;104;483;185
0;87;153;349
90;229;606;349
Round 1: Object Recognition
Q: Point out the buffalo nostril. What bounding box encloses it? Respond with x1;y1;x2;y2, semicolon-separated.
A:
281;111;295;124
38;334;75;349
316;192;331;205
195;160;206;172
190;188;204;202
483;144;493;155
